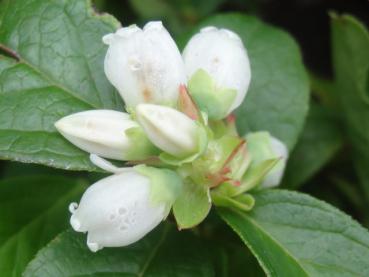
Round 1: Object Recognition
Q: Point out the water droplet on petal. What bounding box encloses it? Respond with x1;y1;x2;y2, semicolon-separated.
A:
118;207;127;215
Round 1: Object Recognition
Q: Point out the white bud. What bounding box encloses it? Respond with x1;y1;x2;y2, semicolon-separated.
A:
246;132;288;188
69;166;182;251
55;110;157;161
136;104;201;158
103;22;186;108
182;26;251;118
262;136;288;188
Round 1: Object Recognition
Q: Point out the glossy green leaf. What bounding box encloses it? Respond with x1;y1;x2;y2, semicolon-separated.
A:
0;0;123;171
179;14;309;150
0;175;86;277
283;103;343;189
219;189;369;276
331;14;369;200
173;180;211;229
24;224;215;277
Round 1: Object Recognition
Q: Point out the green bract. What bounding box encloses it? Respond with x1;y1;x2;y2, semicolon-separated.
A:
135;165;183;214
188;69;237;120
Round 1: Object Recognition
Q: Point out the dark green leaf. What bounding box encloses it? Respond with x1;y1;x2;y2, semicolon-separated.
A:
331;14;369;201
179;14;309;150
219;189;369;276
24;224;215;277
0;0;123;171
0;175;86;276
283;103;343;189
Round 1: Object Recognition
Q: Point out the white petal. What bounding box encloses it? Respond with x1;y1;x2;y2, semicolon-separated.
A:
103;21;186;108
70;171;166;250
182;26;251;114
55;110;154;161
136;104;199;157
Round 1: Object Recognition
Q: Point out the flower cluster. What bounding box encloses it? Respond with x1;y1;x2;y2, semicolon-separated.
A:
55;21;288;252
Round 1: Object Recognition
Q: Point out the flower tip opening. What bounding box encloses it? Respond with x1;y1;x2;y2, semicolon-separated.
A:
144;21;163;31
87;238;102;252
70;215;81;231
102;33;114;45
200;26;217;33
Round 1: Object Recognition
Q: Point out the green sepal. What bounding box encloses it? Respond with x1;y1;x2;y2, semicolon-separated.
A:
246;131;284;180
124;127;161;160
227;158;280;196
134;165;183;216
211;191;255;212
197;135;241;174
246;131;275;163
159;123;208;166
173;179;211;229
188;69;237;120
208;119;238;139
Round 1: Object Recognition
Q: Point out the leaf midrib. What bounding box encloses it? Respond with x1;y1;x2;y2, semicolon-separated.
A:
137;224;170;277
220;208;309;277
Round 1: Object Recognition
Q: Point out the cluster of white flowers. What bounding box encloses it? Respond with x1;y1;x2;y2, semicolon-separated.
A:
55;21;288;252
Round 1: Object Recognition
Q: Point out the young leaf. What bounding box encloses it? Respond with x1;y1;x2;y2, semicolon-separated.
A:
331;14;369;200
24;224;215;277
173;179;211;229
283;103;343;189
179;14;309;150
0;176;86;276
218;190;369;276
0;0;123;171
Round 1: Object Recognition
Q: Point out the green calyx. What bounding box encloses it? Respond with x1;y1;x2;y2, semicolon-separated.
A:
135;165;183;216
188;69;237;120
124;127;160;160
246;131;284;180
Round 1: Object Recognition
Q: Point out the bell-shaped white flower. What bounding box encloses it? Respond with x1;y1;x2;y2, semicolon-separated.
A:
55;110;158;161
135;104;204;158
103;21;186;108
69;166;182;252
182;26;251;119
246;131;288;188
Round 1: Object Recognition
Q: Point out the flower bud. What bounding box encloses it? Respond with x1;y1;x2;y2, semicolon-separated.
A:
183;26;251;119
55;110;158;161
136;104;204;158
246;131;288;188
69;166;182;251
103;22;186;108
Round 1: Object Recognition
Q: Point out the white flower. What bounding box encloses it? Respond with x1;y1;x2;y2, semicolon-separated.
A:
246;132;288;188
135;104;203;158
69;165;182;252
55;110;157;161
182;26;251;119
103;21;186;108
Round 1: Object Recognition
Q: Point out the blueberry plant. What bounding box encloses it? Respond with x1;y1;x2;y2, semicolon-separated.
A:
0;0;369;276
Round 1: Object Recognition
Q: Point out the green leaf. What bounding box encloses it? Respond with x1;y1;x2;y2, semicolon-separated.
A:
0;0;123;171
179;14;309;150
0;175;86;277
218;189;369;276
283;103;343;189
331;14;369;200
173;179;211;229
24;224;215;277
130;0;225;35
